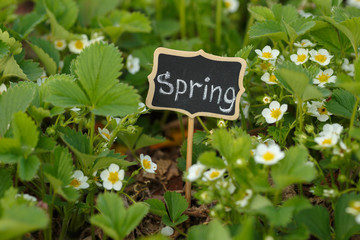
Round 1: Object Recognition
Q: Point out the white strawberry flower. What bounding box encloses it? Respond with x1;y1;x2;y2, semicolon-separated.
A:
261;101;288;124
235;189;253;207
203;168;226;181
68;35;89;54
16;193;37;202
161;226;174;236
100;164;125;191
309;49;333;66
261;72;278;85
140;154;157;173
290;48;309;65
254;143;285;165
313;69;336;87
315;133;338;148
54;40;66;51
262;96;271;104
126;54;140;74
187;163;206;182
138;102;147;113
346;201;360;224
342;58;355;77
298;10;315;19
294;39;316;48
255;45;280;61
0;83;7;94
333;141;351;157
37;71;47;86
98;127;112;141
223;0;239;14
69;170;89;190
307;101;332;122
319;123;343;137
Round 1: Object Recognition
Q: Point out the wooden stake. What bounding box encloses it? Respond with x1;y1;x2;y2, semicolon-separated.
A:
185;117;194;205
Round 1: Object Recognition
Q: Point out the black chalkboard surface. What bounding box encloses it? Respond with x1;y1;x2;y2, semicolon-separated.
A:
146;48;246;120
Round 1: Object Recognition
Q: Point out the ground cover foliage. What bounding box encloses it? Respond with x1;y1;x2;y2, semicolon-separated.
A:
0;0;360;239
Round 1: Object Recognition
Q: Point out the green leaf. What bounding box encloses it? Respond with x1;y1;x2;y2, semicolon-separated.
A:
0;84;35;136
27;105;50;125
272;145;317;189
248;6;275;21
0;29;22;55
18;155;40;181
311;26;351;54
29;42;57;75
135;134;165;150
198;151;226;169
43;146;79;201
91;193;149;240
18;59;43;81
249;20;288;42
0;169;12;198
100;10;151;42
58;127;91;154
46;8;80;41
0;138;22;163
272;4;298;23
162;214;188;227
44;0;79;29
350;127;360;141
74;42;122;104
1;56;28;80
313;0;332;15
211;129;252;163
188;220;231;240
12;112;39;152
92;82;140;117
234;45;253;59
45;74;89;108
322;16;360;55
336;73;360;96
325;89;356;119
144;199;167;217
164;38;203;51
295;206;331;240
0;204;49;239
154;19;180;38
0;40;9;58
257;206;293;227
164;191;188;223
335;192;360;240
12;12;45;38
77;0;119;27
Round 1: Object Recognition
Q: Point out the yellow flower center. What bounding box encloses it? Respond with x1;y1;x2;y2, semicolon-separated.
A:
108;172;119;184
260;62;272;70
56;41;63;47
93;176;99;182
318;106;328;115
315;54;327;63
225;1;231;8
318;73;330;83
269;74;277;83
102;132;110;140
270;108;282;119
262;52;272;59
297;54;307;62
322;138;332;145
263;151;275;161
75;40;84;49
210;171;220;179
301;42;306;46
70;179;81;188
142;159;151;169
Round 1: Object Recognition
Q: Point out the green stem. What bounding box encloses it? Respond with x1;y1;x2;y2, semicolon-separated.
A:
242;15;254;48
59;208;70;240
174;226;188;237
89;112;95;154
196;117;210;133
122;192;136;204
177;113;185;141
179;0;186;39
215;0;222;48
89;189;95;240
297;97;304;132
155;0;162;21
47;191;56;240
349;96;359;141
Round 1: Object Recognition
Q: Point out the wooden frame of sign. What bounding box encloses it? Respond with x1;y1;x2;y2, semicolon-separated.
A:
146;47;247;203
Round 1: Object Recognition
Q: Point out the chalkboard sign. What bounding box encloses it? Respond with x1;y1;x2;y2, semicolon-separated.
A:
146;48;247;120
